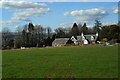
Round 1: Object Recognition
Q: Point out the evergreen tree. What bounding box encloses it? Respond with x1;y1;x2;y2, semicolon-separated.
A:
94;20;102;32
70;23;79;36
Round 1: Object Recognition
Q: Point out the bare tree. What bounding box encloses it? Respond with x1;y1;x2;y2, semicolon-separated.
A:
14;26;23;48
2;28;11;49
55;27;66;38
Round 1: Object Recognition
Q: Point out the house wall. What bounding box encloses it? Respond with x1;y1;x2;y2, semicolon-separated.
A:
52;43;65;47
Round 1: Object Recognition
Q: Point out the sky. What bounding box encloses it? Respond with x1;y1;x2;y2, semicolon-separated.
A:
0;0;119;32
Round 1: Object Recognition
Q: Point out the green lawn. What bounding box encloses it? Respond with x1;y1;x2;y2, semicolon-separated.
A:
2;45;118;78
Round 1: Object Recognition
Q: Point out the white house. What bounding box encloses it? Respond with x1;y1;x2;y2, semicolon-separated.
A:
71;32;98;45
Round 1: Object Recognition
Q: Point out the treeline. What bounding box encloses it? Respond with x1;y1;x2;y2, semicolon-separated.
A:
2;23;56;49
55;20;119;41
2;20;120;49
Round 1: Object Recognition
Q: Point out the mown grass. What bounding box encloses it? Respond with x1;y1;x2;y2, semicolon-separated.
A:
2;45;118;78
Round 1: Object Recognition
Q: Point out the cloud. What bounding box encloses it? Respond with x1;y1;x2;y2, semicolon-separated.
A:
64;12;69;16
82;0;89;2
102;21;117;26
113;7;119;14
0;0;74;1
11;8;50;21
0;1;47;9
64;8;108;22
70;8;107;17
0;20;19;27
48;0;72;2
0;1;51;27
59;22;72;27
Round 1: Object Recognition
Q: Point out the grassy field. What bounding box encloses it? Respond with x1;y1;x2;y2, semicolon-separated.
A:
2;45;118;78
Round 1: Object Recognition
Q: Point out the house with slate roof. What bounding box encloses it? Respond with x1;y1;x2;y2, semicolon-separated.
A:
52;38;74;47
71;32;99;45
52;32;99;47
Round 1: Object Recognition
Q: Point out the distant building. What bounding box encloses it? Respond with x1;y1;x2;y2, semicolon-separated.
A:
52;33;98;47
52;38;73;47
71;32;98;45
